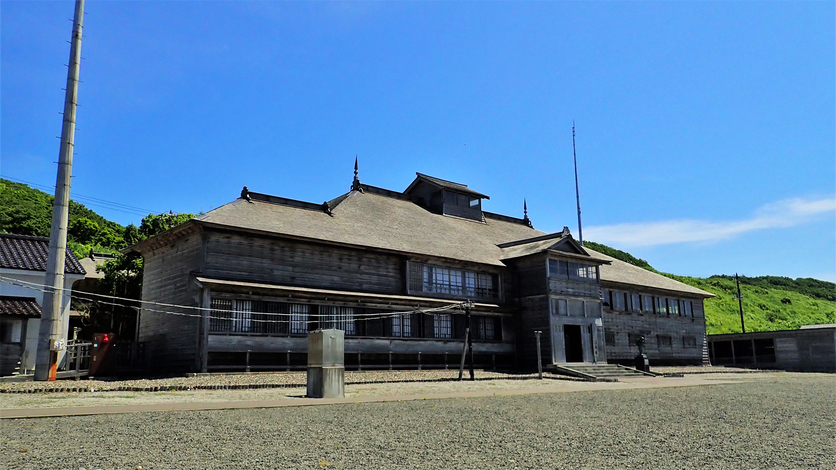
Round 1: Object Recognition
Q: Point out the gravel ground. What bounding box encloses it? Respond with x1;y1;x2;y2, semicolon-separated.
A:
0;370;577;394
2;373;834;469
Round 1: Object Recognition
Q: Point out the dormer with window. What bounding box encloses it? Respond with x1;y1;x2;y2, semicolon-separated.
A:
404;173;489;222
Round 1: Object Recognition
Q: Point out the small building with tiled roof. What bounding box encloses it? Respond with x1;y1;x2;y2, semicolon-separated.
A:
0;233;86;375
131;170;713;373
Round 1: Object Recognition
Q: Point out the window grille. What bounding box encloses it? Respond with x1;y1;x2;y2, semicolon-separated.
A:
657;335;672;347
320;306;355;335
434;314;452;339
289;304;309;334
605;331;616;346
209;299;233;332
683;336;697;348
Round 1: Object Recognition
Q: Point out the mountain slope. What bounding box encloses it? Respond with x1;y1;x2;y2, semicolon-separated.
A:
586;240;836;334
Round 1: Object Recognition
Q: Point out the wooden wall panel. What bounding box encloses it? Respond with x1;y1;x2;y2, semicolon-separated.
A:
138;234;203;372
202;232;405;295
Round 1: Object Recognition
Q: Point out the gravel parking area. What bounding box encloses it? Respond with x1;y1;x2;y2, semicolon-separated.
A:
2;372;834;469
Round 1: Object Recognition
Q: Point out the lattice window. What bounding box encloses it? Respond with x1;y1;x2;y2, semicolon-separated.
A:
289;304;309;334
434;314;452;339
320;306;355;335
209;299;233;333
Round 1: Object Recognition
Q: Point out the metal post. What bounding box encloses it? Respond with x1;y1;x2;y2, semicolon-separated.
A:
735;273;746;333
572;122;583;245
36;0;85;381
534;331;543;379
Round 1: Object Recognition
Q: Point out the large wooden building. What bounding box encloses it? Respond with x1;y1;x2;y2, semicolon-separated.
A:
133;172;713;373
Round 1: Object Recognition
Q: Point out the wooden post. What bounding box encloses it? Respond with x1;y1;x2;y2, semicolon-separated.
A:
735;273;746;333
458;329;469;381
534;330;543;379
465;300;475;381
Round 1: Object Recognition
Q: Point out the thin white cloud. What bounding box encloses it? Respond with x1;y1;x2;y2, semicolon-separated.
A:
585;196;836;248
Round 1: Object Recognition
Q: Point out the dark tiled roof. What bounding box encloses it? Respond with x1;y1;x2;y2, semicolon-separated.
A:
0;296;41;317
408;173;490;199
0;234;86;275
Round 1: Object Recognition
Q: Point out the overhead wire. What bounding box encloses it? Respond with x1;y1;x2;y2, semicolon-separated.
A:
1;175;161;217
0;275;468;325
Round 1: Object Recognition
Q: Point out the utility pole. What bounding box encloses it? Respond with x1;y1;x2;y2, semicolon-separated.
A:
735;273;746;333
572;121;583;245
35;0;85;381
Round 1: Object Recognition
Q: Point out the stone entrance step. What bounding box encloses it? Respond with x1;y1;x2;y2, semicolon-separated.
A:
547;363;658;381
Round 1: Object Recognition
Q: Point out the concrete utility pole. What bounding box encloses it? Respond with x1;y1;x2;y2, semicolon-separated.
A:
35;0;85;381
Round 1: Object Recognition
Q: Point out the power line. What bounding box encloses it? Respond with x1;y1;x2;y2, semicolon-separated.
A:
1;175;160;217
0;275;465;324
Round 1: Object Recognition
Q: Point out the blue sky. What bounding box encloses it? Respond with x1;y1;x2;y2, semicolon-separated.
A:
2;1;834;281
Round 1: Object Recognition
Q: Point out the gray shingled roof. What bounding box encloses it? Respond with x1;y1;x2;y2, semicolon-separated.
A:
191;187;710;297
406;173;490;199
197;191;540;266
0;296;42;317
0;234;85;275
586;248;714;298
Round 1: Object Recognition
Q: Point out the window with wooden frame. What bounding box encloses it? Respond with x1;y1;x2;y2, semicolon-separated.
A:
668;298;680;316
611;291;626;311
657;335;673;347
655;297;667;315
319;306;356;335
434;313;453;339
605;331;616;346
548;259;598;283
641;295;654;314
629;293;641;313
408;262;499;300
683;336;697;348
681;300;693;318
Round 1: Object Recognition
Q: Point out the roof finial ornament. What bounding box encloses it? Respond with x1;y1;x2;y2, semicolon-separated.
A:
351;155;364;193
241;186;252;203
523;199;532;228
561;226;571;237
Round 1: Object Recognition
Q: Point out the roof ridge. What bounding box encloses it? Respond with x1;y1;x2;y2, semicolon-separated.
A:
497;232;566;248
415;172;470;188
0;233;49;242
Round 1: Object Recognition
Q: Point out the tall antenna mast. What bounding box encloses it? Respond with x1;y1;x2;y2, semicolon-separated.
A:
572;121;583;245
35;0;85;381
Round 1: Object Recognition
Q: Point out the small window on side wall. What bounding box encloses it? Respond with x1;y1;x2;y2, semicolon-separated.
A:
0;319;23;344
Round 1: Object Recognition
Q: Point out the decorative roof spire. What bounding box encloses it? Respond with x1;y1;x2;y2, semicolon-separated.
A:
523;199;532;228
351;155;363;192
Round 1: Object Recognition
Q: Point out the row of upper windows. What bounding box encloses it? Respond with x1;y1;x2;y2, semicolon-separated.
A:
548;259;598;283
208;299;502;341
602;290;697;318
408;262;500;301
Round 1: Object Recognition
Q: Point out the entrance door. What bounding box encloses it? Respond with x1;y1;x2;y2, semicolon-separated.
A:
563;325;584;362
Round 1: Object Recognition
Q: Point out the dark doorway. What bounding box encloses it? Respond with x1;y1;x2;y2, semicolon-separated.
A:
563;324;584;362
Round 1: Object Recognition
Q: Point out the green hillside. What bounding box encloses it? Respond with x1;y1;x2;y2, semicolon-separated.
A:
586;241;836;334
0;179;128;257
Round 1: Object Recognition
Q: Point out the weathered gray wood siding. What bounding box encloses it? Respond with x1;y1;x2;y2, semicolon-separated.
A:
709;327;835;372
602;298;706;365
202;231;405;294
138;233;203;372
506;255;550;370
